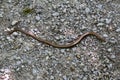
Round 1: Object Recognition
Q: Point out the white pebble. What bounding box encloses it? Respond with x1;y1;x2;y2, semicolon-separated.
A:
0;13;3;17
97;4;103;9
8;0;12;3
61;49;65;53
116;28;120;32
85;8;90;13
111;55;115;58
52;12;59;17
35;15;41;21
83;66;87;71
107;48;112;52
6;36;13;41
97;23;105;26
11;20;19;26
46;56;49;60
12;32;19;36
108;64;112;68
103;34;108;37
50;76;54;79
106;18;112;24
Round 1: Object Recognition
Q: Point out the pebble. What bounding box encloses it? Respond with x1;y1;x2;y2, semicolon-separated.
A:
116;28;120;32
103;34;108;37
106;18;112;24
97;23;105;26
32;68;38;75
60;18;65;22
50;76;54;79
52;12;59;17
80;3;87;8
83;66;88;72
111;55;115;58
110;37;117;43
35;15;41;21
97;4;103;9
8;0;12;3
76;54;81;59
63;8;67;13
12;32;19;36
63;75;67;80
85;7;90;13
11;20;19;26
108;64;112;68
83;77;87;80
61;49;65;53
0;13;3;17
107;48;112;52
46;56;49;60
16;61;22;65
6;36;13;41
0;10;4;17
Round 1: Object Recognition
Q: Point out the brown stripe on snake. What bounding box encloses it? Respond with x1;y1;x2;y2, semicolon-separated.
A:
6;27;105;48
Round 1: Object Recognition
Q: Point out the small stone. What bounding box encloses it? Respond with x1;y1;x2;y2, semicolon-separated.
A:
97;4;103;9
110;37;117;43
8;0;12;3
12;32;19;36
55;36;60;40
67;56;71;61
76;54;81;59
70;9;75;13
0;13;3;17
0;9;4;17
52;12;59;17
81;25;87;29
106;0;112;2
85;8;90;13
46;56;49;60
50;76;54;79
66;1;69;4
111;55;115;58
61;49;65;53
97;23;105;26
108;64;112;68
11;20;19;26
100;18;105;22
60;19;65;22
80;3;86;8
106;18;112;24
83;77;87;80
16;61;21;65
63;8;67;13
80;63;84;66
63;75;67;80
6;36;13;41
103;34;108;37
107;48;112;52
70;66;75;72
116;28;120;32
35;15;41;21
32;69;37;75
83;66;87;71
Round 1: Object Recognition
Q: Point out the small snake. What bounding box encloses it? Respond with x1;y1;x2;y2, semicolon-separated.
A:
6;27;105;48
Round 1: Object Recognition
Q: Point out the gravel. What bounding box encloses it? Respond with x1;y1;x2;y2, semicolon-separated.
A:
0;0;120;80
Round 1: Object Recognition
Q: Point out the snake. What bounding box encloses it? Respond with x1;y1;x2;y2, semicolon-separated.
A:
6;27;105;48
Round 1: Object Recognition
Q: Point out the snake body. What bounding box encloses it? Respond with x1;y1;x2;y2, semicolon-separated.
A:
7;27;105;48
